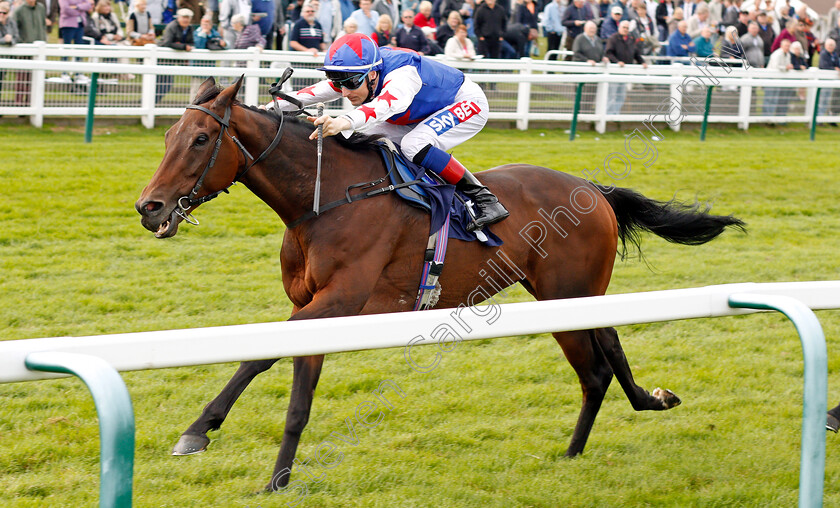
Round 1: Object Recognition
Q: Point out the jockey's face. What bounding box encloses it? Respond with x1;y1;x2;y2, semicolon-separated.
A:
341;71;377;106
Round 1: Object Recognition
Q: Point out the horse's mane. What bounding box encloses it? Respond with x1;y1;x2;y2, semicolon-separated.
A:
193;86;384;151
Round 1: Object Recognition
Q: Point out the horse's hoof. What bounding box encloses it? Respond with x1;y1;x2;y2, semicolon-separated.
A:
172;433;210;456
827;414;840;433
652;387;681;409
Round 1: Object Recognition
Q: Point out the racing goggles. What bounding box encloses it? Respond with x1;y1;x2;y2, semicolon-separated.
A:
326;71;369;90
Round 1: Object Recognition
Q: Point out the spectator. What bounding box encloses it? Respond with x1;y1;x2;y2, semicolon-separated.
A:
666;6;681;37
501;22;535;58
629;0;658;55
162;7;196;48
720;0;737;30
316;0;343;45
829;0;840;35
686;3;714;39
127;0;156;44
605;19;646;114
655;0;673;41
740;21;764;67
707;0;722;29
0;1;18;46
290;1;325;53
542;0;566;60
573;19;607;62
720;24;744;63
515;0;538;55
435;9;460;47
692;24;713;57
177;0;204;23
756;9;774;62
219;0;250;33
680;0;696;19
139;0;166;24
156;8;194;104
665;19;692;56
0;0;18;99
224;11;266;46
562;0;593;58
91;0;125;45
250;0;275;48
770;18;797;53
818;38;839;117
789;40;807;69
373;12;392;45
800;16;817;62
350;0;378;35
414;0;435;35
763;38;792;116
444;22;476;57
735;9;749;36
372;0;398;26
608;0;629;21
393;8;431;52
474;0;506;58
828;17;840;50
336;16;357;37
58;0;91;47
194;13;226;47
434;0;462;25
600;5;621;39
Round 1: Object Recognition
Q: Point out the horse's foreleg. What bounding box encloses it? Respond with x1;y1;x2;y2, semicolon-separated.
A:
554;329;614;457
172;358;280;455
596;327;681;411
267;354;325;491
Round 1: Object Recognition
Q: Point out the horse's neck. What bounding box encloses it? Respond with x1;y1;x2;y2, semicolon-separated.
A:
237;114;384;227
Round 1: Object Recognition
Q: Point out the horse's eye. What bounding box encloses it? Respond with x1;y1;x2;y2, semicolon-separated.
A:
194;134;209;146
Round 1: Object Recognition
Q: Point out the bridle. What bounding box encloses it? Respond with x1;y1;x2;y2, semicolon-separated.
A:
174;69;307;226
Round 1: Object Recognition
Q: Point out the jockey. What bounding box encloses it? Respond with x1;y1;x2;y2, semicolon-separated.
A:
265;32;509;232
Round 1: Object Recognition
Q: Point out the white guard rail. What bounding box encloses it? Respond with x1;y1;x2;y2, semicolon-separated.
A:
1;281;838;384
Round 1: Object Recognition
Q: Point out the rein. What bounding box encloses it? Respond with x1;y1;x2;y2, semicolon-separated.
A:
175;69;310;225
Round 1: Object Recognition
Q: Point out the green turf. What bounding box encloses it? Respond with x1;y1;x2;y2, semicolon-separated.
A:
1;122;839;507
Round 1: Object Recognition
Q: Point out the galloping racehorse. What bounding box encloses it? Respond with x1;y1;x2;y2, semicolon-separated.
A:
135;77;745;490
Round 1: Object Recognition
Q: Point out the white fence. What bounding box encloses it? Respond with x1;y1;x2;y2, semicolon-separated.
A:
2;281;838;383
1;42;839;131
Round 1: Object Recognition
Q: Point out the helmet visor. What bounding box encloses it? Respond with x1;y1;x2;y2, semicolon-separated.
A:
325;71;369;90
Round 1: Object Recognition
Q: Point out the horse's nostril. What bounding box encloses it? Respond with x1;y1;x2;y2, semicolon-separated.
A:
145;201;163;213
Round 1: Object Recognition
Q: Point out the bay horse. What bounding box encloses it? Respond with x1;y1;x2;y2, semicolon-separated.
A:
135;76;745;490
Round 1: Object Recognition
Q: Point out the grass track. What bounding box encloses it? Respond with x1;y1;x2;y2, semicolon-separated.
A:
1;122;839;507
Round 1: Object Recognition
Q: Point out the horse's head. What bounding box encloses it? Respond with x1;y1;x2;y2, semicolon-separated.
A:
135;76;248;238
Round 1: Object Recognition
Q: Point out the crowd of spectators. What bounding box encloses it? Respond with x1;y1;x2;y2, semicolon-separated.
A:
1;0;839;113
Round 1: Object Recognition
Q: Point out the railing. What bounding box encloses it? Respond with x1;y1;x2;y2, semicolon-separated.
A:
1;281;838;507
1;42;839;132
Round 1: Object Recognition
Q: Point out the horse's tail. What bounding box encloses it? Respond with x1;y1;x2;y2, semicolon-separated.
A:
594;185;746;258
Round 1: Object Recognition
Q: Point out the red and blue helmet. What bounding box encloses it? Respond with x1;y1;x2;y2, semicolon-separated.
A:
319;33;383;89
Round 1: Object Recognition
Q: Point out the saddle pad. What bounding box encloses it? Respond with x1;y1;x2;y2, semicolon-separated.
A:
376;143;504;247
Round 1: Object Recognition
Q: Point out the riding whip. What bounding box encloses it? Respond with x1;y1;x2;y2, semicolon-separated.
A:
313;102;324;215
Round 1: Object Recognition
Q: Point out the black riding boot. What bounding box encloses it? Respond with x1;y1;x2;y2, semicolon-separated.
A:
455;171;510;232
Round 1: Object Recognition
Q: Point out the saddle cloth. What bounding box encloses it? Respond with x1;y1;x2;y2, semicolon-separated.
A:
375;141;503;247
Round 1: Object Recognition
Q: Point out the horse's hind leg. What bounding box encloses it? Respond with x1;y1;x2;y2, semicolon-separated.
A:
827;402;840;432
596;327;681;411
554;329;614;456
268;354;325;490
172;358;279;455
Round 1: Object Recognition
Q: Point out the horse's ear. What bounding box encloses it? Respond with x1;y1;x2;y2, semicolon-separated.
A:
193;77;217;104
212;75;244;111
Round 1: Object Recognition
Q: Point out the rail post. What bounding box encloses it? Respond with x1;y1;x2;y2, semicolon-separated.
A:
85;73;100;144
569;82;584;141
700;85;713;141
810;88;821;141
25;352;135;508
728;294;827;508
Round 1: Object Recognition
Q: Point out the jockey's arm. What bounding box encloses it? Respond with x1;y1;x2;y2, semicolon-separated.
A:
342;66;422;132
262;79;343;112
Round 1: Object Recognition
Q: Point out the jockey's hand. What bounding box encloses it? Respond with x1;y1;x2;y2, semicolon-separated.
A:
307;115;352;140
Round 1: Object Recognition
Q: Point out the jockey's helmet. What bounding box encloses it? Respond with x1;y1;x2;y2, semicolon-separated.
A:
319;33;382;90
